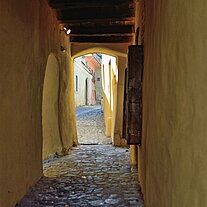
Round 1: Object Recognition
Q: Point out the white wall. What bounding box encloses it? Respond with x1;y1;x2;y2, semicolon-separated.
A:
74;57;93;106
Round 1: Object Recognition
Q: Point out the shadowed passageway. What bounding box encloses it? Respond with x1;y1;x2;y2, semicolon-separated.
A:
17;106;143;207
17;145;143;207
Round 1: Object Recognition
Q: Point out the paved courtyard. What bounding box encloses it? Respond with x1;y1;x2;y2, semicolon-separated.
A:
17;106;144;207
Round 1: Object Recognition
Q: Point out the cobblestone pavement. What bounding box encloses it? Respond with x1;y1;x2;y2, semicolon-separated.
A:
76;105;112;145
17;105;144;207
17;145;143;207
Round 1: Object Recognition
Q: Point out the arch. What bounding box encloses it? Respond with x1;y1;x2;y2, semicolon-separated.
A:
42;53;62;160
71;47;127;60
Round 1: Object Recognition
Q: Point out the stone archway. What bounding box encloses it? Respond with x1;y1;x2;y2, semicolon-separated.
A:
42;53;62;160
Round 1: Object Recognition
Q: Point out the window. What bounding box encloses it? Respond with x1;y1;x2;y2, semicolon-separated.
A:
75;75;78;92
97;77;100;81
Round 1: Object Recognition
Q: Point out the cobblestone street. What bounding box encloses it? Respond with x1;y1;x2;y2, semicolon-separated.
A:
17;106;144;207
76;106;111;145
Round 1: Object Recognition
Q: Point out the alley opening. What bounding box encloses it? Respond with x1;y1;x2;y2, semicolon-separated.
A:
74;53;117;145
16;52;144;206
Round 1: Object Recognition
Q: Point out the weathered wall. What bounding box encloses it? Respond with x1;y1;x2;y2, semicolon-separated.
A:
0;1;77;206
42;54;62;160
59;49;78;152
139;0;207;206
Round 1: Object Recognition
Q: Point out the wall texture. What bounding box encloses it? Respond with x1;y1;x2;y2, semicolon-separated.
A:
59;50;78;153
0;1;77;206
42;53;62;160
139;0;207;206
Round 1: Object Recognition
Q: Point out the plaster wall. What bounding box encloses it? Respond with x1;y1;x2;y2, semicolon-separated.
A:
139;0;207;206
74;57;93;106
42;54;62;160
101;54;126;145
102;55;114;137
110;57;118;144
0;1;77;206
59;50;78;152
113;57;127;146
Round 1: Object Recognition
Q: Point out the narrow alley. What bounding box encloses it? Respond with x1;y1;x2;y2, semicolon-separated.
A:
17;106;143;207
3;1;207;206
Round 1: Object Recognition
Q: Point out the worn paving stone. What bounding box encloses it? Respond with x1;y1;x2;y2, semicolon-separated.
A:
17;106;144;207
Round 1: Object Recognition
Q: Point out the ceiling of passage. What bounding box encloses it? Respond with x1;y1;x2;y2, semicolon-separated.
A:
47;0;135;43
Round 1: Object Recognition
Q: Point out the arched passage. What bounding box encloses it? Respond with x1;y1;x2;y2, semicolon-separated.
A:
73;47;127;146
42;53;62;160
71;47;126;60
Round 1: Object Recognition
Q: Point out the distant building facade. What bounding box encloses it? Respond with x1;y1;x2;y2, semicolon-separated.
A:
85;54;102;105
95;67;102;104
74;56;94;106
74;54;102;107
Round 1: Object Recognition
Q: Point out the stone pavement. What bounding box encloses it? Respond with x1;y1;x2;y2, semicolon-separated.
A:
76;105;112;145
17;105;144;207
17;145;143;207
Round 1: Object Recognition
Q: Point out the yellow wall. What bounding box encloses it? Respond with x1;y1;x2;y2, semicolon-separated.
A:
0;1;77;206
42;53;62;160
113;56;128;146
71;43;128;58
138;0;207;206
110;56;118;144
61;48;78;150
97;53;128;146
102;55;113;137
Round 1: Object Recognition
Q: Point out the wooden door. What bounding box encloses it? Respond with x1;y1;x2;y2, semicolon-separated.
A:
125;45;144;145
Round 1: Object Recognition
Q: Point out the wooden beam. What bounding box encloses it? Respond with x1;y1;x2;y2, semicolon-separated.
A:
48;0;134;9
61;17;135;27
70;35;134;43
70;33;133;37
57;4;135;20
68;25;134;35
